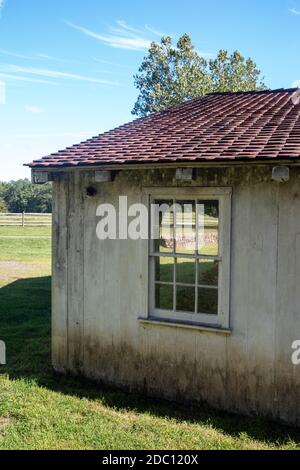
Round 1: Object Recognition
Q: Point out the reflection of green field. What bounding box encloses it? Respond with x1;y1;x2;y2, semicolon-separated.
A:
198;288;218;315
176;285;195;312
159;244;218;257
156;258;218;285
155;258;218;313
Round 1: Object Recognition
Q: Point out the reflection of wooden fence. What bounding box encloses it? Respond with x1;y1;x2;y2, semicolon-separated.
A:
0;213;52;227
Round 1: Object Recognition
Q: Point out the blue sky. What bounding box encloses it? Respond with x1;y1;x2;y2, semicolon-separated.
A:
0;0;300;181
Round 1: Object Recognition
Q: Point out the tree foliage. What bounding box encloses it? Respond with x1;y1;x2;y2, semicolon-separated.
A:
132;34;265;117
0;179;52;213
0;197;7;213
209;50;264;93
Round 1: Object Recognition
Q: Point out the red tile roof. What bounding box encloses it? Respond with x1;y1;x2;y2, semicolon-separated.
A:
27;88;300;169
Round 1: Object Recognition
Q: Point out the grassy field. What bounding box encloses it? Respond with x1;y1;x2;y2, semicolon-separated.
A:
1;226;300;449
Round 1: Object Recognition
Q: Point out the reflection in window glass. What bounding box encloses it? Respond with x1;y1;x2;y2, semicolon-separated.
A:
156;224;174;253
197;220;219;256
175;200;196;255
176;200;196;225
198;259;219;286
152;197;222;319
197;201;219;255
176;258;196;284
153;199;174;253
175;225;196;254
198;288;218;315
198;200;219;226
176;285;195;312
155;284;173;310
159;200;174;225
155;257;174;283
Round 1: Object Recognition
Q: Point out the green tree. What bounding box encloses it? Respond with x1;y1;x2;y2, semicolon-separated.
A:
3;180;32;213
1;179;52;213
0;181;8;198
0;197;7;213
209;50;265;93
132;34;265;117
132;34;211;116
29;183;52;213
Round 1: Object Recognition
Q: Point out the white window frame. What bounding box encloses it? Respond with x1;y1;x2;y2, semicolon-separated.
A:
143;187;232;330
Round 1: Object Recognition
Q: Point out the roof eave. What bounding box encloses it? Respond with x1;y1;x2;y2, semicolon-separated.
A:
27;157;300;173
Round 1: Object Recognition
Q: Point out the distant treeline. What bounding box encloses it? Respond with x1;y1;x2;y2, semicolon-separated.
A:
0;179;52;213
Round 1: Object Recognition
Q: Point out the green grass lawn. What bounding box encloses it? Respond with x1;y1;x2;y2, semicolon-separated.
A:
0;226;51;237
1;227;300;449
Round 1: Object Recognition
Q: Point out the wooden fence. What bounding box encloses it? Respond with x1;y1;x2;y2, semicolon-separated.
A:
0;213;52;227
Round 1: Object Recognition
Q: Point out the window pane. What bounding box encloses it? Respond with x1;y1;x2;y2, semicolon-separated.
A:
199;200;219;226
175;200;196;254
198;259;219;286
159;199;174;225
155;224;174;253
175;200;196;224
155;257;174;283
197;200;219;255
198;288;218;315
155;284;173;310
175;226;196;254
153;199;174;253
176;286;195;312
198;228;218;256
176;258;196;285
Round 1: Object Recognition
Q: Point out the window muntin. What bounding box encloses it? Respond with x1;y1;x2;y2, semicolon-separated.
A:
148;189;231;328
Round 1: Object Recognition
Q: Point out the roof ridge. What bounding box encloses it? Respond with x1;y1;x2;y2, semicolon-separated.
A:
206;88;298;96
128;88;300;119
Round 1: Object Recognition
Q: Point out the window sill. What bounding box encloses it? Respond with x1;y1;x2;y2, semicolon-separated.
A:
138;317;231;335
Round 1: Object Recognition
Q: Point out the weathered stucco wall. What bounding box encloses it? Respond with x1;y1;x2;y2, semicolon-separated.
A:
52;166;300;425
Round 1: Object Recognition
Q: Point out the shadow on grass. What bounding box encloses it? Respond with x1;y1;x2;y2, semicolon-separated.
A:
1;275;300;447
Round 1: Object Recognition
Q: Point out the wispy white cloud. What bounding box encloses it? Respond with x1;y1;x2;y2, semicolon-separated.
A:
293;80;300;87
116;20;144;35
0;72;58;85
0;48;33;60
0;48;80;64
0;64;120;85
145;24;167;37
93;57;125;67
35;52;80;64
66;19;214;59
36;53;62;60
289;8;300;15
25;105;44;114
65;20;151;51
